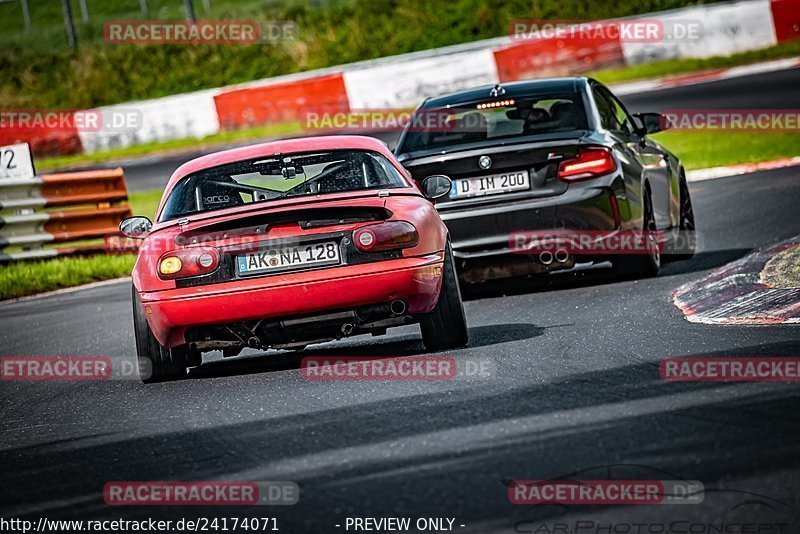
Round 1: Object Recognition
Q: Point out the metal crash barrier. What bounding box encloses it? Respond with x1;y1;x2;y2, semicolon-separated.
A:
0;168;132;262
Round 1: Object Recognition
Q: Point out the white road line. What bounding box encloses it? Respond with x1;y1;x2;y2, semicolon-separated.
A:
686;157;800;182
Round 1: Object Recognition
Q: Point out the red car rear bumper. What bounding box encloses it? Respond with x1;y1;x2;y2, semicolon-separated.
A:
139;254;444;347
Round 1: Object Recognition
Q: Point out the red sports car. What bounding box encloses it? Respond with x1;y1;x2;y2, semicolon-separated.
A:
121;136;468;382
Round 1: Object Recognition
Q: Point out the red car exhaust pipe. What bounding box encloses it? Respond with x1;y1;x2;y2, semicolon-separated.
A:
390;299;407;316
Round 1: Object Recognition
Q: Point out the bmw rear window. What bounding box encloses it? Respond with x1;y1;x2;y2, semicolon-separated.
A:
159;149;408;222
397;92;588;154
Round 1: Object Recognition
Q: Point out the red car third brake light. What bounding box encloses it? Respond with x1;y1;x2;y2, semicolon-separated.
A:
354;221;419;252
158;247;220;280
557;147;617;182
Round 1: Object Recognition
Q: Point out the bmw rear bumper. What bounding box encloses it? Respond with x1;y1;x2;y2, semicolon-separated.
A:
437;186;621;282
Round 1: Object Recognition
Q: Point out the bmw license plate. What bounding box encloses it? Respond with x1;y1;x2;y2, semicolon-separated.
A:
451;170;530;199
237;241;340;275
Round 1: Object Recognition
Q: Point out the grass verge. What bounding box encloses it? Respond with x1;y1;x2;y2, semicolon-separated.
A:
128;188;166;220
0;255;135;301
653;131;800;170
0;189;161;301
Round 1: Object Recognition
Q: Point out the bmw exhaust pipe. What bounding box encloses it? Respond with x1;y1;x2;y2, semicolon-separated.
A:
539;251;554;265
555;249;570;263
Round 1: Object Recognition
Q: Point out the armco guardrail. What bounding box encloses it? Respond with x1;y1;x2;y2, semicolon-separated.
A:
0;167;132;262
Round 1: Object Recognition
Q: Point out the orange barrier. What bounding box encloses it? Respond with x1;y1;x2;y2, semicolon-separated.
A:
0;167;133;262
45;205;132;242
40;168;130;207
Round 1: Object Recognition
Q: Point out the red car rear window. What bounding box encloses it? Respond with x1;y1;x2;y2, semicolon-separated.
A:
160;149;408;222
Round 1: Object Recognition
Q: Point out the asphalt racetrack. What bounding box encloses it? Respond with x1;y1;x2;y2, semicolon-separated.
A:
1;69;800;532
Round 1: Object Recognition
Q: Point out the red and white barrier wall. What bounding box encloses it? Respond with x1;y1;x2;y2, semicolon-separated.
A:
76;89;221;155
3;0;798;156
620;0;779;65
343;48;500;110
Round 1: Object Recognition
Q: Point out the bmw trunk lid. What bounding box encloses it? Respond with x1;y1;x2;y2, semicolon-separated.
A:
397;134;588;210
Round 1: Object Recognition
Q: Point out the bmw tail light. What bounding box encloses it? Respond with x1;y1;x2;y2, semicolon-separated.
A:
557;147;617;182
354;221;419;252
158;247;220;280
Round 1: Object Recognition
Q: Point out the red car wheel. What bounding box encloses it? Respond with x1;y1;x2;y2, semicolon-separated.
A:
419;243;469;350
132;285;189;383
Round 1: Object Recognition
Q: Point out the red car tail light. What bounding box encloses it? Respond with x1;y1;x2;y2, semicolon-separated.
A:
158;247;220;280
354;221;419;252
557;147;617;182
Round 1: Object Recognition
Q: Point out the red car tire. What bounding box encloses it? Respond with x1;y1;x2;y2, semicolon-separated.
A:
132;285;189;383
419;243;469;351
